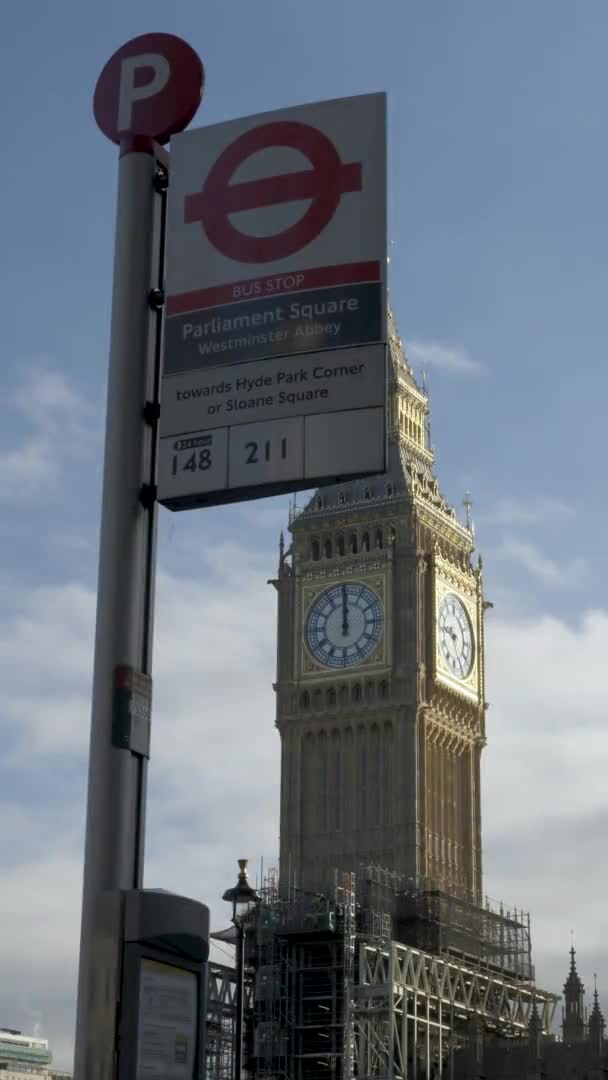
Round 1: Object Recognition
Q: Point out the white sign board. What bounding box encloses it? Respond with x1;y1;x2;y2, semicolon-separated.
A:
158;93;387;510
136;959;197;1079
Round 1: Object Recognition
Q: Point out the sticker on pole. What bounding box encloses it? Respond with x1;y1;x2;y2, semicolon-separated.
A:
159;93;387;511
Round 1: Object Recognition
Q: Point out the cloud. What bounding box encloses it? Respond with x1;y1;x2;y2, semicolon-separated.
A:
0;540;279;1069
2;541;608;1068
478;495;575;527
490;536;588;586
0;366;99;500
0;581;95;761
406;339;485;375
0;852;83;1070
483;609;608;1005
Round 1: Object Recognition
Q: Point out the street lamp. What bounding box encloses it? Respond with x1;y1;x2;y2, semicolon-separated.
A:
223;859;261;1080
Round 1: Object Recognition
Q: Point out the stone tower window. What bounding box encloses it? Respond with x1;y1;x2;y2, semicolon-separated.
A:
336;534;345;556
324;538;332;559
352;683;362;702
375;529;383;549
362;532;370;552
350;533;358;554
311;539;320;561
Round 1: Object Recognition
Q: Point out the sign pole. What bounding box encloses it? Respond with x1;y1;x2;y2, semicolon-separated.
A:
73;140;165;1080
77;33;204;1077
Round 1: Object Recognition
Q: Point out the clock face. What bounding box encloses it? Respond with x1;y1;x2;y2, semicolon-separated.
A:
438;594;474;679
305;582;384;669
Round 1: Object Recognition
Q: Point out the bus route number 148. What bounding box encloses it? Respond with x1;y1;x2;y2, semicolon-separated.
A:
171;434;213;474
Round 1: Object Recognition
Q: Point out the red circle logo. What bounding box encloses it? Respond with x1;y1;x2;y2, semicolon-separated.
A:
94;33;204;146
184;121;362;263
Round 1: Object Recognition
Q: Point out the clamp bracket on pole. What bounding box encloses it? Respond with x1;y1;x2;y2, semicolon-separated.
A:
153;167;169;194
143;401;161;426
148;288;165;311
139;483;157;510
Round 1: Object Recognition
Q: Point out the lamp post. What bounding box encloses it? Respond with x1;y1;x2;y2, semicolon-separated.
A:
223;859;261;1080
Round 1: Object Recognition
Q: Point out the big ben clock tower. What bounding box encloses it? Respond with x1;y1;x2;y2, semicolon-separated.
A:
273;310;487;901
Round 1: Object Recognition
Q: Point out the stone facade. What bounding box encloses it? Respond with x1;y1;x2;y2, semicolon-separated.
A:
269;310;601;1078
275;311;486;899
453;948;607;1079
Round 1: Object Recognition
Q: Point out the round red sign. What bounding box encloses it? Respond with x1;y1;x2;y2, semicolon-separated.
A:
94;33;204;146
184;121;362;263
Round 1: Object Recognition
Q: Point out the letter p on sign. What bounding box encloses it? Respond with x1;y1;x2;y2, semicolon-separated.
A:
94;33;204;147
117;53;171;133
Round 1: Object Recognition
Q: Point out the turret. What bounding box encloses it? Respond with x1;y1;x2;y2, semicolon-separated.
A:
562;942;586;1044
527;996;543;1065
588;975;605;1057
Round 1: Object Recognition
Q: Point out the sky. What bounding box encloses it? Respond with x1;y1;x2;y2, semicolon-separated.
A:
1;0;608;1069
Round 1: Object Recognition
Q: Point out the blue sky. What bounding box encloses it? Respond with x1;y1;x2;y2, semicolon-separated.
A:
1;1;608;1068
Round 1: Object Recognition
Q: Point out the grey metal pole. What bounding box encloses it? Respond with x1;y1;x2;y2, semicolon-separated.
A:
235;925;245;1080
73;143;165;1080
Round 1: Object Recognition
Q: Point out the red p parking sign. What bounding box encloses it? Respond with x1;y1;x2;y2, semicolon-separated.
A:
94;32;204;146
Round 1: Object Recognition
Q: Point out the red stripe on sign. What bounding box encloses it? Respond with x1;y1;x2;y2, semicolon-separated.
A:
185;163;362;218
166;260;381;316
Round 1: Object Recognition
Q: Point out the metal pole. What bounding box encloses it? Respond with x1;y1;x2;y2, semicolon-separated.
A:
449;1002;454;1080
413;990;418;1080
73;142;165;1079
235;925;245;1080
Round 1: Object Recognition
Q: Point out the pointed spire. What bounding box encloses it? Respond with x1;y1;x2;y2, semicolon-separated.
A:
463;490;473;531
565;937;583;990
588;974;605;1056
528;996;543;1063
562;936;586;1044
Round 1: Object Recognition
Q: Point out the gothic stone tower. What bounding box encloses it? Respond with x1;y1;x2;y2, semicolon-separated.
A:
274;312;487;899
562;945;587;1044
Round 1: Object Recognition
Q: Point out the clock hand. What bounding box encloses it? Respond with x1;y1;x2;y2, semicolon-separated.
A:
341;584;349;637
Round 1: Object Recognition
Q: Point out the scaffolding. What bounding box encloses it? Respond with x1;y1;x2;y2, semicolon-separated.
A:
358;865;533;982
250;868;356;1080
354;940;557;1080
205;961;238;1080
208;865;559;1080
